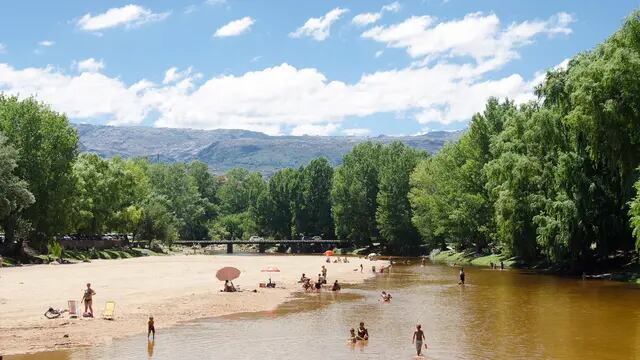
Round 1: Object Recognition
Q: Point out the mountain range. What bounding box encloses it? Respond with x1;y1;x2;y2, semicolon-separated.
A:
75;124;462;175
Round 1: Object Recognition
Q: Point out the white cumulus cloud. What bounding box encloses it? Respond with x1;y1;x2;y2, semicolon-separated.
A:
290;8;348;41
362;12;573;72
76;58;105;72
214;16;255;38
291;123;340;136
352;2;401;27
39;40;55;47
77;4;170;32
0;11;574;135
0;43;6;54
352;13;382;27
343;128;371;136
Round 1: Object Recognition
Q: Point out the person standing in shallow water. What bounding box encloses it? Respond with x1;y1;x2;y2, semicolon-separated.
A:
458;268;465;285
412;324;426;356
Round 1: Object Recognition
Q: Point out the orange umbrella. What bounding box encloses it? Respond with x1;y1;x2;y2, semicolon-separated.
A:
324;250;334;256
216;266;241;281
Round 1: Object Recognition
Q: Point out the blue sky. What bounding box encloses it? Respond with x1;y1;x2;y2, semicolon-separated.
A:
0;1;637;136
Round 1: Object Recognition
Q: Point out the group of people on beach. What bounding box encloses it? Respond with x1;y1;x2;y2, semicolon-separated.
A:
299;264;343;292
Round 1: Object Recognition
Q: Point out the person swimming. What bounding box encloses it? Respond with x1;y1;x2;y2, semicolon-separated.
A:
380;291;392;302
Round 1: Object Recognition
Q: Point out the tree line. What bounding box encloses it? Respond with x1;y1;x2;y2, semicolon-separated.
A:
2;12;640;269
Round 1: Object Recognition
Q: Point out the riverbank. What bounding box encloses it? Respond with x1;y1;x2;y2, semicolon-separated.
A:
0;254;386;356
430;249;640;283
429;249;515;267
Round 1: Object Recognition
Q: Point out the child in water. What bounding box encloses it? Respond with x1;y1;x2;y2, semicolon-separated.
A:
148;316;155;340
348;328;357;343
412;324;426;356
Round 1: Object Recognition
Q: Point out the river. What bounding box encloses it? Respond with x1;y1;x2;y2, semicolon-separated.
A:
8;261;640;359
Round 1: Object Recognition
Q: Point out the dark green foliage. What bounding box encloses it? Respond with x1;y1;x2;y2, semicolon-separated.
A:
293;158;334;238
376;142;425;255
332;142;382;246
0;96;77;248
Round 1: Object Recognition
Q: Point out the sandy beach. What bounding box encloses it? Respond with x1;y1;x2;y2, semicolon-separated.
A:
0;254;386;356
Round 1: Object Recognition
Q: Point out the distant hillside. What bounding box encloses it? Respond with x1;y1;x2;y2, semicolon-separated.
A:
75;124;462;175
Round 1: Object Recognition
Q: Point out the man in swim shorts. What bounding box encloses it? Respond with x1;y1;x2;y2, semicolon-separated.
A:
357;322;369;340
413;324;426;356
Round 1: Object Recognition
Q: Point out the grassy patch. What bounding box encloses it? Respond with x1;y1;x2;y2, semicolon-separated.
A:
431;249;515;268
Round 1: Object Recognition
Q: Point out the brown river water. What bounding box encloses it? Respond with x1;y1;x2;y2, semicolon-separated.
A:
8;262;640;360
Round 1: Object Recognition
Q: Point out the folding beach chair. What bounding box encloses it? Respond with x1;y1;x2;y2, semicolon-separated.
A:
102;301;116;320
68;300;78;319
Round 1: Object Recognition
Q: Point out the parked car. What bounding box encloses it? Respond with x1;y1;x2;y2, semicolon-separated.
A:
249;235;264;242
312;236;322;240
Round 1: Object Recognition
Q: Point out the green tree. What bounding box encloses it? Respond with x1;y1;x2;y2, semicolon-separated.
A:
331;142;382;246
256;168;299;239
137;194;178;244
0;134;35;251
0;96;78;247
628;174;640;251
377;142;424;254
293;158;334;238
218;168;266;215
147;163;207;239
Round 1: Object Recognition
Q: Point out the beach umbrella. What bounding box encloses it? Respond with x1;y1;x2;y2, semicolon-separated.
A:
261;266;281;273
324;250;334;257
216;266;241;281
261;266;280;283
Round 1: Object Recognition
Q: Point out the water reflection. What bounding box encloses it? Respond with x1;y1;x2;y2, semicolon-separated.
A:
146;340;154;359
8;263;640;360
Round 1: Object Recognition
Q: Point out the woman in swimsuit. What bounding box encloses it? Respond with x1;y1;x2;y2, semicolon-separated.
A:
81;283;96;317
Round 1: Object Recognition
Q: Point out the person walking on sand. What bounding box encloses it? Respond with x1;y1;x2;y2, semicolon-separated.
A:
360;263;363;273
413;324;426;356
458;268;465;285
81;283;96;317
148;316;155;340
